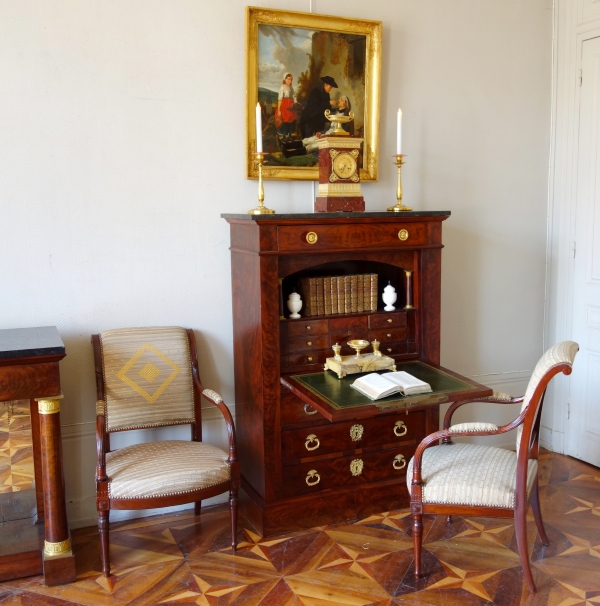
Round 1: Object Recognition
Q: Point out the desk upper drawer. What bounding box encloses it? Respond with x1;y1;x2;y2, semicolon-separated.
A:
277;223;428;252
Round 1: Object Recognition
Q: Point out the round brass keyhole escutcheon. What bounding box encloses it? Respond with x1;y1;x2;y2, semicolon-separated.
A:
393;454;406;470
305;434;320;451
306;232;318;244
398;229;409;241
394;420;408;437
306;470;320;486
350;424;364;442
350;459;364;476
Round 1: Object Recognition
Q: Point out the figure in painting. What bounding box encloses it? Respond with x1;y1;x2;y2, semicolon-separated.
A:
282;95;353;158
299;76;338;138
275;74;297;141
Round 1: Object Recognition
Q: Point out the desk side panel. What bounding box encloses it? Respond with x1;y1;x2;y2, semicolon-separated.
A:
231;249;266;497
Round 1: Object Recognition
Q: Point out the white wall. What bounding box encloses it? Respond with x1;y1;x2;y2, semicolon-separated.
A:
0;0;552;528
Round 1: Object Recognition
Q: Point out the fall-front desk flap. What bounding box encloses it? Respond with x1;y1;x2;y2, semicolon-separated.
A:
281;361;492;421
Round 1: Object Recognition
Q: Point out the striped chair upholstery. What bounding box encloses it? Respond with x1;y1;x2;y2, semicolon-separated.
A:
98;327;195;432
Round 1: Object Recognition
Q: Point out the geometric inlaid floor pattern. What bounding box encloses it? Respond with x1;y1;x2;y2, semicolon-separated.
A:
0;450;599;605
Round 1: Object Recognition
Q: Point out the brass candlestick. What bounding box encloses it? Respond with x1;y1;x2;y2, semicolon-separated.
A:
248;152;275;215
387;154;412;212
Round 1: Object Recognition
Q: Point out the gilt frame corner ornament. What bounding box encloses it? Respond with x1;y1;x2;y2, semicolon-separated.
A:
246;6;381;182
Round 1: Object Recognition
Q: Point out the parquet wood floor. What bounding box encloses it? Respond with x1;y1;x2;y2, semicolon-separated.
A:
0;450;598;605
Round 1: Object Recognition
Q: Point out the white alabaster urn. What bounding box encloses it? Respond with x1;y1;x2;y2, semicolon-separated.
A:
287;291;302;319
382;281;397;311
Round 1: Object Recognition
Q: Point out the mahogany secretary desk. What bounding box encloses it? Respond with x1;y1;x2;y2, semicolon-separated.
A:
222;212;491;537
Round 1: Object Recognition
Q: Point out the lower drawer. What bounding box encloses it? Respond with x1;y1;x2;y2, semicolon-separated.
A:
281;445;416;498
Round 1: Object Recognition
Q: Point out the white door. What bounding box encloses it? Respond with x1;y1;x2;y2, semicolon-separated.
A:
568;36;600;467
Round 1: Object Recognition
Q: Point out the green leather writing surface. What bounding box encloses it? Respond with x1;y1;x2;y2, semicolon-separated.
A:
292;361;472;410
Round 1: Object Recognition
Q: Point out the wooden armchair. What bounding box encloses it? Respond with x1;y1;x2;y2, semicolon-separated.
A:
92;327;239;577
408;341;578;593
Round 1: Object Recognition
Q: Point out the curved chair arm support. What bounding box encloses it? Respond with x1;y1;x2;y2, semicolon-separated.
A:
196;380;238;463
95;400;108;483
411;413;527;492
443;393;524;430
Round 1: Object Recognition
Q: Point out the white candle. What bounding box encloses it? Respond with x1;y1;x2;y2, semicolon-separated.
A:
396;108;402;155
256;103;263;153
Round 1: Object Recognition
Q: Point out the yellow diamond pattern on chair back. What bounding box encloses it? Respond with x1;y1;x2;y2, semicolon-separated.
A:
515;341;578;452
99;327;195;432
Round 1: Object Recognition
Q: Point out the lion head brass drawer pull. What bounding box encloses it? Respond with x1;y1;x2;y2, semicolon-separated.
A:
303;403;318;416
350;423;364;441
306;469;320;486
394;420;408;437
350;458;364;476
398;229;409;241
305;434;320;451
393;454;407;470
306;232;318;244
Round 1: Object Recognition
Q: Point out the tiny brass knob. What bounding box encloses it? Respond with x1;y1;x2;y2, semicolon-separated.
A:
306;232;318;244
308;356;313;362
393;454;407;470
387;333;392;338
398;229;409;241
394;420;408;437
306;326;311;330
306;469;320;486
387;348;392;352
387;318;393;323
307;341;312;346
305;434;320;451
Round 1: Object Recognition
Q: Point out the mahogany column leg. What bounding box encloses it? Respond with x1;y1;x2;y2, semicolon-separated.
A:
98;510;110;577
413;514;423;578
35;396;76;586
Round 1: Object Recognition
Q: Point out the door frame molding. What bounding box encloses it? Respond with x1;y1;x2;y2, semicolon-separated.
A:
544;0;600;453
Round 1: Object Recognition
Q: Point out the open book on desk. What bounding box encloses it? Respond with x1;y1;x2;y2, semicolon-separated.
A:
351;371;432;401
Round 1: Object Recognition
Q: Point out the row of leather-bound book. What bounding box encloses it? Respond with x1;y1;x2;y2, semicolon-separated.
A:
298;274;379;317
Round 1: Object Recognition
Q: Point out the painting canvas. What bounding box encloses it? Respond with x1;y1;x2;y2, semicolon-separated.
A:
246;8;381;181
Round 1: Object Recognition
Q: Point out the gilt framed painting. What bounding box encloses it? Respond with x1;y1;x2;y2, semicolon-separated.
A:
246;7;382;181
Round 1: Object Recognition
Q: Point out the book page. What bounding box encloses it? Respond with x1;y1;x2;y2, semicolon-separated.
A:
384;371;430;390
352;373;398;399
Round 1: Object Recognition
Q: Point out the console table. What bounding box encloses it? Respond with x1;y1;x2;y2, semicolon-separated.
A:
222;212;492;536
0;327;76;585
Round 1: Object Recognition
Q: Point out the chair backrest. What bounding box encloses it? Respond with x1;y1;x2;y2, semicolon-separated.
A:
515;341;578;454
96;327;196;432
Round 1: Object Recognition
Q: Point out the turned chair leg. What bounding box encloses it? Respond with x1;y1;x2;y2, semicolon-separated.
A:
98;510;111;577
194;500;202;516
230;485;239;553
413;514;423;578
514;503;536;592
530;483;549;545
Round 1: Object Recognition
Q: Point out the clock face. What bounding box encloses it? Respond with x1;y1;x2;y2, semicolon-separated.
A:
332;152;357;179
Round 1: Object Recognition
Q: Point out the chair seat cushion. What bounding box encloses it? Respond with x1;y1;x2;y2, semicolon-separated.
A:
406;443;538;509
106;440;230;500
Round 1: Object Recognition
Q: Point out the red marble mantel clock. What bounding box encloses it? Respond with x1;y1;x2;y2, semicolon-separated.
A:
314;135;365;212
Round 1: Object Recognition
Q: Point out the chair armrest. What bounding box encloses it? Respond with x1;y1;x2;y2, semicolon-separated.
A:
95;400;108;483
198;384;237;463
443;392;523;430
411;415;524;492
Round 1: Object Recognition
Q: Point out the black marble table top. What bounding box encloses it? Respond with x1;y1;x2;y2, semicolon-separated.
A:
0;327;65;360
221;211;451;220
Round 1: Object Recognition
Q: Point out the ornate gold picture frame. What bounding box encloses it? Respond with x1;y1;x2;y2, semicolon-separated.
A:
246;7;382;181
